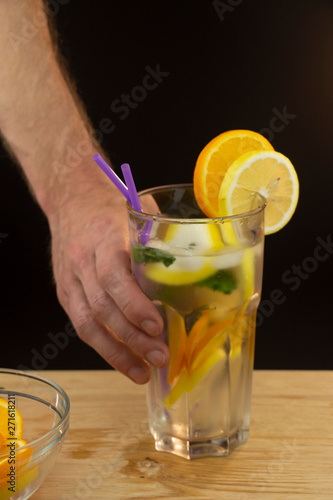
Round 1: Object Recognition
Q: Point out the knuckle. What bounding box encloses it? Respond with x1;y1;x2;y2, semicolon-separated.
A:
74;316;94;343
119;325;141;350
103;345;127;370
98;266;129;295
89;214;114;238
72;305;95;342
90;289;110;316
67;239;90;271
120;295;138;318
55;284;67;307
124;325;138;344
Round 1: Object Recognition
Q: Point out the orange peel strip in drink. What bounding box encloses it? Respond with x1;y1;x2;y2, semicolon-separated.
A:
164;349;225;409
187;313;210;366
189;314;235;368
166;308;187;385
164;311;250;409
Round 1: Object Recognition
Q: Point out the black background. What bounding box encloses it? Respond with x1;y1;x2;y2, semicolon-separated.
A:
1;0;332;371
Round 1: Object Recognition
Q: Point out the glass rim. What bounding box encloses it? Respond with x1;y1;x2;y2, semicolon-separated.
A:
127;183;266;223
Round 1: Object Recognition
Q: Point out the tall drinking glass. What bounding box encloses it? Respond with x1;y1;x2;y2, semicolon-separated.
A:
127;184;265;460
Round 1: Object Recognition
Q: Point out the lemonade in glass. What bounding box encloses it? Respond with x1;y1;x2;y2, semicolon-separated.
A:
128;184;265;459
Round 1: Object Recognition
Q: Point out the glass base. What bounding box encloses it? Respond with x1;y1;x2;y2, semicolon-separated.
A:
154;428;249;460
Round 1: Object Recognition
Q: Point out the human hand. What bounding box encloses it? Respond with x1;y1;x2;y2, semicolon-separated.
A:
0;0;169;384
48;176;169;384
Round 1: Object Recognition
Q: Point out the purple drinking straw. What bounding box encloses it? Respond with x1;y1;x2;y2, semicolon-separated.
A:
92;153;151;244
121;163;141;211
92;153;131;203
121;163;151;244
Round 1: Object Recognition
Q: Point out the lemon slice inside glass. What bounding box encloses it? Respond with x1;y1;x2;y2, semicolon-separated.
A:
145;223;225;286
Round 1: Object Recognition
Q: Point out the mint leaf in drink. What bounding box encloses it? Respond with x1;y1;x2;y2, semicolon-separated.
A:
198;269;237;294
132;245;176;267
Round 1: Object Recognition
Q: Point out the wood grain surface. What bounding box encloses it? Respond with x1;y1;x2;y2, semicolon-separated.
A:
32;370;333;500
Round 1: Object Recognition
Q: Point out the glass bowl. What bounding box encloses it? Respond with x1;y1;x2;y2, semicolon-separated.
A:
0;369;70;500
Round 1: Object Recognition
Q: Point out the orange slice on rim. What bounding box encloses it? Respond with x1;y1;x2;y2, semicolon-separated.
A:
193;130;274;217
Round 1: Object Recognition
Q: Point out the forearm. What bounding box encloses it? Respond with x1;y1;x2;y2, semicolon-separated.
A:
0;0;108;218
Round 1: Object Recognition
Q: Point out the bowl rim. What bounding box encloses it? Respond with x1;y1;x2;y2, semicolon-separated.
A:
0;368;70;456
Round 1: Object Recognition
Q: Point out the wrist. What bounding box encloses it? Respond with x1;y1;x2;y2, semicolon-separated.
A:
44;154;123;224
25;125;109;214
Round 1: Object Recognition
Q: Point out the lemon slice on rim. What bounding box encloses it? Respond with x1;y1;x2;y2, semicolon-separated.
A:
219;150;299;234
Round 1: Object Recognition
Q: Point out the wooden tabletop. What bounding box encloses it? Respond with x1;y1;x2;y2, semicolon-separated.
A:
33;370;333;500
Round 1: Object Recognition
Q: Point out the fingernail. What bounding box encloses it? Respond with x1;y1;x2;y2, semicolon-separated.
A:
141;319;160;336
128;366;150;384
146;350;166;368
